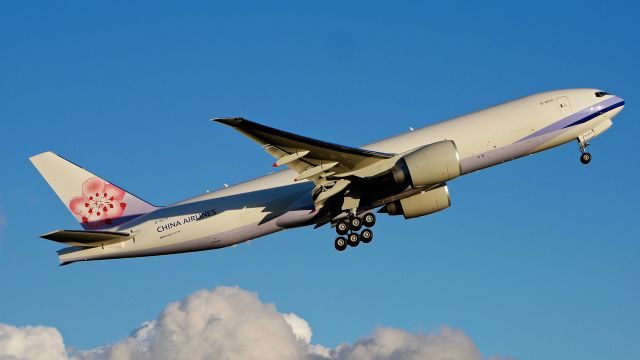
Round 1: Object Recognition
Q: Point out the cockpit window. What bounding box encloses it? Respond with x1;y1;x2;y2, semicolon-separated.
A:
595;91;610;97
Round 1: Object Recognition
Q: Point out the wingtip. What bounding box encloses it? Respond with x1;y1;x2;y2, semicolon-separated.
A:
29;151;55;163
212;117;246;127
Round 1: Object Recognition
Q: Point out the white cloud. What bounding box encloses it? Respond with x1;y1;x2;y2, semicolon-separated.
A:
0;287;515;360
0;323;67;360
330;326;482;360
72;286;308;360
283;312;313;344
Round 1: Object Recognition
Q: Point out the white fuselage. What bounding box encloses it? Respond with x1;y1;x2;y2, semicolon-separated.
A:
58;89;625;264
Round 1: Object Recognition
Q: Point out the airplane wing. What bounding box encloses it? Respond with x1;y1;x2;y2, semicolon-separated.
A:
214;118;394;178
214;117;399;210
41;229;133;247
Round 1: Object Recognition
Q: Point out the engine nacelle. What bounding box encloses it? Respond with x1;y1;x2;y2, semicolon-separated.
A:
391;140;461;188
384;185;451;219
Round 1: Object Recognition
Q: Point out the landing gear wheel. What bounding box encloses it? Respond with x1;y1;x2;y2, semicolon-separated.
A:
336;221;349;235
335;237;347;251
347;233;360;247
580;152;592;165
363;213;376;228
360;229;373;243
349;217;362;231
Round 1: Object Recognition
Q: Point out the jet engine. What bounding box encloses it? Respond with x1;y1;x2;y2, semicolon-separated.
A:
391;140;461;188
383;185;451;219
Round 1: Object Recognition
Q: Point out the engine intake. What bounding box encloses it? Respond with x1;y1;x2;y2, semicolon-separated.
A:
384;185;451;219
391;140;461;188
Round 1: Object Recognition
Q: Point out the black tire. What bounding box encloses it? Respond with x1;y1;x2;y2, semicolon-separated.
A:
347;233;360;247
360;229;373;243
363;213;376;228
336;220;349;235
349;217;362;231
580;152;592;165
335;237;347;251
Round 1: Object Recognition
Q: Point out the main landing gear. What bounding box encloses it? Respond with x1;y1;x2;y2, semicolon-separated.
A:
578;138;592;165
334;213;376;252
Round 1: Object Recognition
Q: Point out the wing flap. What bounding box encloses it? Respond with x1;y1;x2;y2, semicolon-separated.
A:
41;230;132;247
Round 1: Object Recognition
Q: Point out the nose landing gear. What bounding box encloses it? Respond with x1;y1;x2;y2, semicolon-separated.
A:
578;138;592;165
333;213;376;252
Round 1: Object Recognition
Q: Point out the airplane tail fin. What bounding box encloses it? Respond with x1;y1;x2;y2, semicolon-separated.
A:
30;152;159;230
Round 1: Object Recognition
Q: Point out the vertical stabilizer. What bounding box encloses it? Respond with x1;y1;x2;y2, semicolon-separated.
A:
30;152;158;230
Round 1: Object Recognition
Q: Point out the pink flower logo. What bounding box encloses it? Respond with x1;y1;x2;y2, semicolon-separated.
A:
69;177;127;226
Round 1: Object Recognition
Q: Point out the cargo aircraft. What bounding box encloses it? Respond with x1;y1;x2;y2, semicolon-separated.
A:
31;89;624;265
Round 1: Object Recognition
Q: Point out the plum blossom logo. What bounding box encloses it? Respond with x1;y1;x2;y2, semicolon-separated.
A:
69;177;127;226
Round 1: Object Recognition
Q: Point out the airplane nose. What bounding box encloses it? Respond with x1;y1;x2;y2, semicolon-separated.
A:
608;96;625;118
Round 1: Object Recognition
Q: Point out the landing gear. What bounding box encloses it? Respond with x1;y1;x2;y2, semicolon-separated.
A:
363;213;376;227
347;233;360;247
360;229;373;243
336;220;349;235
578;138;592;165
335;237;347;251
332;213;376;251
349;217;362;231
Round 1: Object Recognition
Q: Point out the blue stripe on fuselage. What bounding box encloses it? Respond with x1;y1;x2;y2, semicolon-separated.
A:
517;97;624;143
562;100;625;129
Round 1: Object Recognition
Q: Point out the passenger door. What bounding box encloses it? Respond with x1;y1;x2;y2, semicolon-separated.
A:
556;96;573;116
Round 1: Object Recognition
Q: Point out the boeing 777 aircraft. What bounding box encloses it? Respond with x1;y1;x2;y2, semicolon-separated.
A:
31;89;624;265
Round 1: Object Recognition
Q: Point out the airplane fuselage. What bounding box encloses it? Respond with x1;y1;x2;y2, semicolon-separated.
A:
56;89;625;264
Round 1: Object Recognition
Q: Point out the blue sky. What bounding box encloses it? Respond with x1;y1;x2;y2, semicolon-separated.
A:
1;1;639;359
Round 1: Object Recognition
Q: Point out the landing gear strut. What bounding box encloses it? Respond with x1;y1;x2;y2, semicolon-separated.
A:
333;213;376;251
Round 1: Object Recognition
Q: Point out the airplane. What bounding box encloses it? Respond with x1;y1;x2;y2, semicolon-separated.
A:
30;89;624;265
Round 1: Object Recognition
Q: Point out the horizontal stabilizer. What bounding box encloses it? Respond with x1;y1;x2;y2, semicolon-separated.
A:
41;230;132;247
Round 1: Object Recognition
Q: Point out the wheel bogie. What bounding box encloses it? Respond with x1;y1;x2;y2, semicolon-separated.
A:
332;213;377;251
